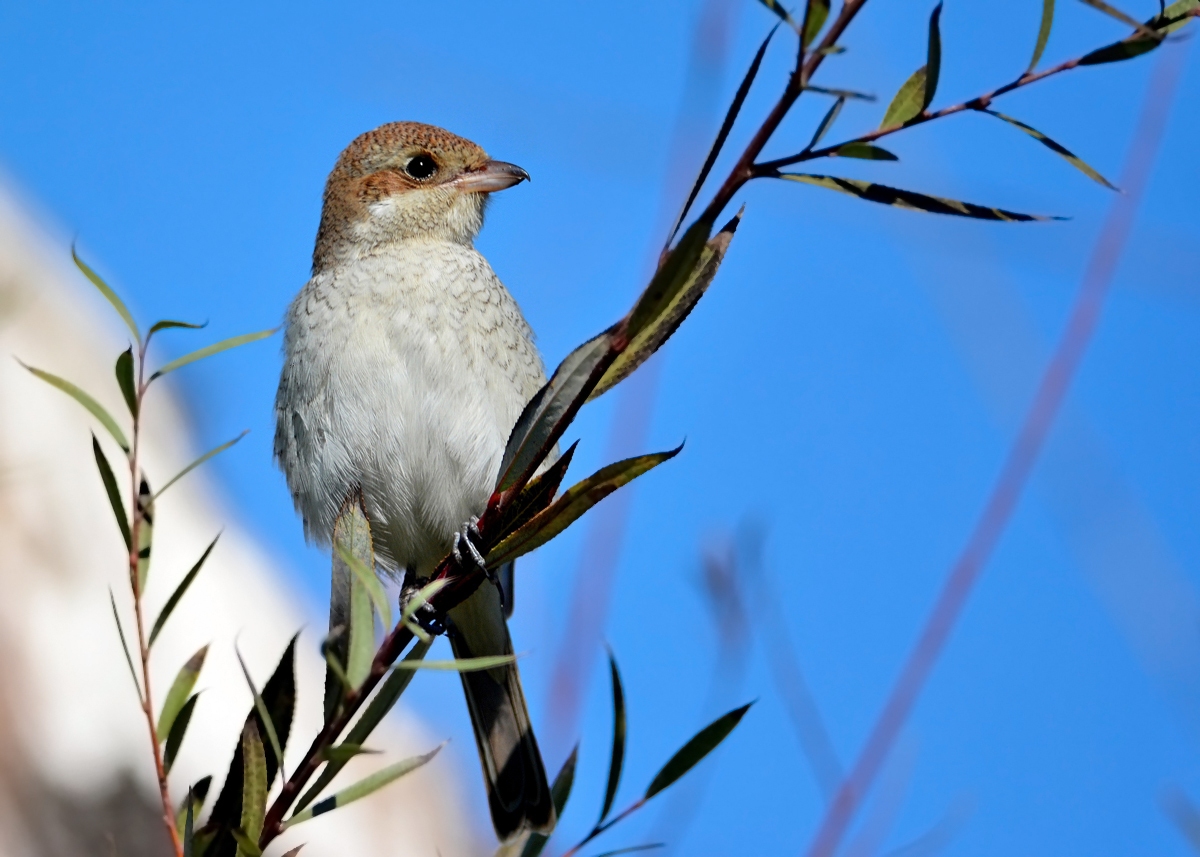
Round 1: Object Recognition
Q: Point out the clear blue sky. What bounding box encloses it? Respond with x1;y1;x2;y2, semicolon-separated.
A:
2;1;1199;854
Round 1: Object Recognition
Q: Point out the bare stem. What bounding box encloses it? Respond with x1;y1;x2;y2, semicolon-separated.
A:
560;799;648;857
129;343;182;857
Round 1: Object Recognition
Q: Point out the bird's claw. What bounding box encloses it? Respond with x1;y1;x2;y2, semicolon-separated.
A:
452;517;497;584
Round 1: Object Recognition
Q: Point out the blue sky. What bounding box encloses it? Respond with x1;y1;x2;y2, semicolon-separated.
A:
2;1;1199;854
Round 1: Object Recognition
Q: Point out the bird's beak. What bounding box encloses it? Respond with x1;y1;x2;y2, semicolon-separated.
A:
454;160;530;194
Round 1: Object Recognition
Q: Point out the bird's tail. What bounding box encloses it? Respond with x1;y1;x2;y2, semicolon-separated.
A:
448;573;555;842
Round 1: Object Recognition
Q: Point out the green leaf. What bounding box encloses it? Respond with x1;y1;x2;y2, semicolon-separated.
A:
520;745;580;857
496;330;617;493
149;535;219;647
803;85;876;101
644;703;753;799
151;327;277;380
183;790;195;857
72;246;139;346
236;644;287;782
231;829;262;857
164;693;200;773
149;319;206;337
600;650;626;824
816;44;846;55
20;362;129;451
979;109;1117;190
400;579;450;627
628;219;712;342
153;431;249;500
108;587;142;700
1029;0;1055;70
334;540;392;633
808;97;845;150
802;0;830;48
588;213;740;403
284;743;446;827
778;173;1064;221
390;653;520;672
591;846;666;857
1080;0;1196;64
159;645;208;738
491;442;578;544
668;29;773;247
487;445;683;567
239;719;269;857
115;348;138;418
136;477;154;593
880;3;942;128
330;502;377;693
177;777;212;844
92;434;131;550
320;744;382;763
1078;0;1164;40
296;638;432;812
755;0;800;31
833;142;899;160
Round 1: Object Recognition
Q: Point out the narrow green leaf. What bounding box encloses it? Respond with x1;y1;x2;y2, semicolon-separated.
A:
492;442;578;544
629;220;712;341
279;847;305;857
591;846;666;857
589;212;740;403
153;431;249;500
108;587;142;700
236;644;286;782
925;3;942;110
176;776;212;841
1029;0;1055;70
151;327;277;380
230;829;262;857
755;0;800;31
136;478;154;593
183;789;195;857
390;653;520;672
1078;0;1164;40
320;744;382;763
149;319;206;337
296;638;432;812
1080;0;1195;64
809;97;845;150
284;743;445;827
803;85;875;101
115;348;138;418
600;650;627;824
237;721;268;857
400;579;450;626
149;535;219;647
778;173;1065;221
72;246;139;345
164;693;200;773
159;645;208;738
833;142;899;160
644;703;753;799
92;434;131;550
879;3;941;128
335;540;392;632
520;745;580;857
980;109;1117;190
21;362;129;451
802;0;831;48
346;566;375;692
487;445;683;567
816;44;846;55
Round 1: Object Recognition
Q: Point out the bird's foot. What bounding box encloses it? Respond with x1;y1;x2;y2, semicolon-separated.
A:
451;517;497;584
400;584;448;636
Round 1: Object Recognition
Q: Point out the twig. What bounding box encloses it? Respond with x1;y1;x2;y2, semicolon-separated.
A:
801;38;1191;857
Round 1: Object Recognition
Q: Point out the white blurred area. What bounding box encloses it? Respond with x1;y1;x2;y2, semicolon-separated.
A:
0;177;481;857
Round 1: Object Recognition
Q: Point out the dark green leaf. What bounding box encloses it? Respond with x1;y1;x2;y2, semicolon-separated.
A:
589;213;740;402
880;3;941;128
491;442;577;544
802;0;830;48
628;220;712;341
520;745;579;857
184;790;195;857
235;644;286;782
591;846;666;857
108;587;142;700
979;109;1116;189
495;330;616;493
154;431;249;500
833;143;899;160
1081;0;1195;64
925;3;942;109
296;638;432;812
92;434;131;550
1029;0;1055;70
778;173;1065;221
136;478;154;593
151;328;277;380
1078;0;1164;40
149;535;219;647
644;703;753;799
487;445;683;567
177;777;212;842
808;97;845;150
72;246;139;345
116;348;138;418
159;645;208;738
284;743;445;827
164;693;200;773
803;85;876;101
755;0;800;31
21;361;129;451
390;654;519;672
600;650;626;824
320;744;382;763
668;29;773;247
149;319;206;336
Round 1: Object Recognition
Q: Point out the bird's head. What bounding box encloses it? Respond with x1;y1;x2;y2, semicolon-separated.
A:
313;122;528;271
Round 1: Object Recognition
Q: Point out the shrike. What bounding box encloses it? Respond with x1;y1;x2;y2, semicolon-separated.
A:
274;122;553;840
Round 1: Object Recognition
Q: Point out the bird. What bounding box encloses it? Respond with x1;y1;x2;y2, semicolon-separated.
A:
273;121;555;841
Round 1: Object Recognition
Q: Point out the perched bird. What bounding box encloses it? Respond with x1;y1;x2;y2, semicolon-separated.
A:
274;122;554;841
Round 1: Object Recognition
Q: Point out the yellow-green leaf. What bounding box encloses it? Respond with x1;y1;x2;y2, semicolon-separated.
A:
1080;0;1196;64
151;328;277;380
154;431;248;500
237;721;267;857
21;362;129;451
833;143;899;160
158;645;208;738
755;0;800;31
802;0;830;47
880;3;942;128
1029;0;1055;70
72;246;139;345
980;109;1117;190
390;654;520;672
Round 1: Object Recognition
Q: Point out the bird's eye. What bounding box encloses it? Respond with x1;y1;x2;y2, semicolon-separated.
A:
405;154;438;180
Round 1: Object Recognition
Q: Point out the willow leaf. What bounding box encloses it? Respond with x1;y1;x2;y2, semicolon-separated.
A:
158;645;208;738
72;246;139;345
644;703;753;799
809;97;845;150
92;434;131;550
1030;0;1055;70
149;319;206;337
21;362;129;451
237;721;267;857
109;588;142;700
335;540;392;633
600;650;627;824
236;644;286;782
1080;0;1196;64
164;693;200;773
136;478;154;593
115;348;138;417
1078;0;1163;40
152;328;277;380
880;3;942;127
802;0;831;48
149;535;219;647
154;431;248;500
755;0;800;31
833;143;899;160
390;654;519;672
980;109;1116;189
